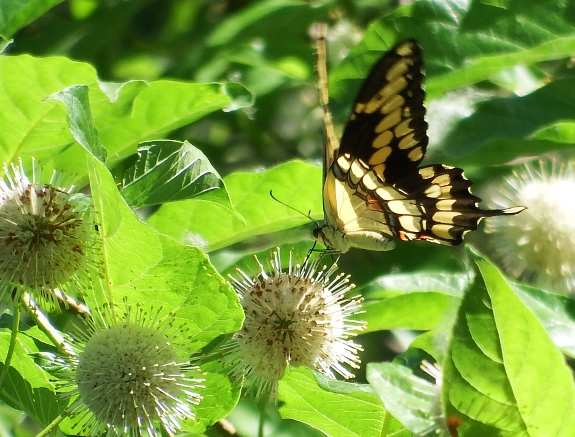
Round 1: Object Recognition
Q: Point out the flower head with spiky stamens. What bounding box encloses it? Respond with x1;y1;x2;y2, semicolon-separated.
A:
0;158;99;310
222;248;366;401
52;300;204;437
482;159;575;293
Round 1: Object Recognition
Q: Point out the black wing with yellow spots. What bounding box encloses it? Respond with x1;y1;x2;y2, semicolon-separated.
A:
316;38;524;253
339;39;427;184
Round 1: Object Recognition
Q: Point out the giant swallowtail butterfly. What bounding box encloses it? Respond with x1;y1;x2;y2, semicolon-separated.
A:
313;27;524;253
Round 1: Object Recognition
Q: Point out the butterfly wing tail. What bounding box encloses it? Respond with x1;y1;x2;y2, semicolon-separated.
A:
395;165;525;245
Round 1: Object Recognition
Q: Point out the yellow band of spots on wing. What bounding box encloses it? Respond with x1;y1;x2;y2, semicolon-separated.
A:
354;102;366;114
418;167;436;179
398;133;418;150
432;174;451;186
399;215;423;232
365;77;409;113
430;224;456;240
407;147;423;162
394;118;413;137
361;171;379;191
336;154;352;172
432;211;462;224
385;58;411;82
387;199;420;215
375;108;402;133
373;163;386;179
368;146;392;165
373;132;393;149
381;94;405;115
376;186;404;201
395;42;415;57
436;199;457;210
349;159;367;185
424;184;442;198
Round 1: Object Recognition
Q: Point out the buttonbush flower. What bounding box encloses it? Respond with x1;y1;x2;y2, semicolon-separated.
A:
52;300;204;437
0;158;98;310
482;159;575;293
223;248;366;401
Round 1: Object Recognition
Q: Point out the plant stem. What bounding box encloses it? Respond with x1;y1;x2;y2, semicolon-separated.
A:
36;414;65;437
0;302;21;390
380;410;391;437
22;292;75;357
257;398;266;437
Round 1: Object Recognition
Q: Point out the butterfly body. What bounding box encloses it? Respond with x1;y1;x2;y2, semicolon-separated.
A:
316;36;524;253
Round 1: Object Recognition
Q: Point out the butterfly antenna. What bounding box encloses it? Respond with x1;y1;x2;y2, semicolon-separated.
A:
269;190;320;228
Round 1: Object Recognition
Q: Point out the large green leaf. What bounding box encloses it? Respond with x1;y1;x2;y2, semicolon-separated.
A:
330;0;575;104
0;55;248;176
279;367;385;437
444;248;575;436
121;140;235;213
183;369;241;434
148;160;322;252
513;283;575;359
366;362;440;436
86;153;243;347
206;0;307;47
0;0;63;39
361;273;465;332
0;331;64;428
440;78;575;163
226;397;325;437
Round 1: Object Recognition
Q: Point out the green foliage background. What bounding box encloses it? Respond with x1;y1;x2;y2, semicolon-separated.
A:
1;0;575;436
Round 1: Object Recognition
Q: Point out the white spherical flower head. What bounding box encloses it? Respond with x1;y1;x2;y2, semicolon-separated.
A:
54;302;204;437
483;160;575;293
225;248;366;401
0;158;97;309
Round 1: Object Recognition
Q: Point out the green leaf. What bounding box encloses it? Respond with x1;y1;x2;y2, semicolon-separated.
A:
183;370;241;434
221;81;256;112
279;367;385;437
227;397;325;437
0;0;63;39
121;140;235;214
213;240;314;277
207;0;318;47
366;362;439;436
86;153;243;349
330;0;575;105
444;247;575;436
361;273;465;332
47;84;107;163
85;153;245;430
513;284;575;358
441;78;575;163
0;55;238;176
0;332;64;428
148;160;323;252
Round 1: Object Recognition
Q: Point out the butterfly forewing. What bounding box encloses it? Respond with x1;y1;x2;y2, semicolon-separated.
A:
338;39;428;184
